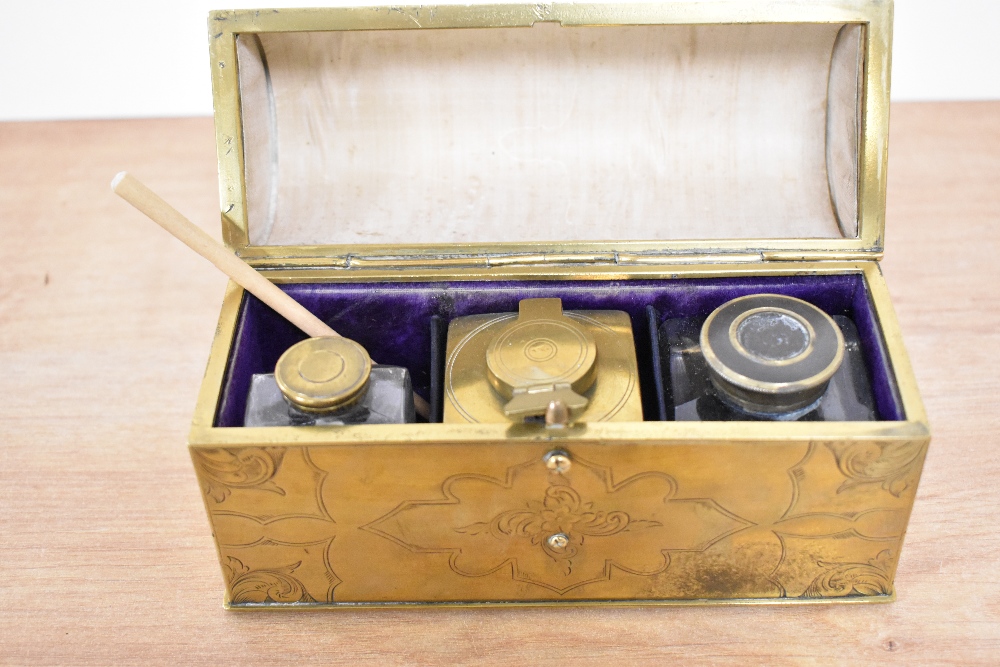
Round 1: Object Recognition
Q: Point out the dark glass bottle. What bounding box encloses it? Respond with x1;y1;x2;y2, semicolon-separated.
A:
659;314;877;422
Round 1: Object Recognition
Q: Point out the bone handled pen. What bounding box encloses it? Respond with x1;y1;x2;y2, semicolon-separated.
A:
112;172;431;420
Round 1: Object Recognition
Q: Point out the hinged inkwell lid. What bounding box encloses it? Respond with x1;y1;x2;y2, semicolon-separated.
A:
485;298;597;418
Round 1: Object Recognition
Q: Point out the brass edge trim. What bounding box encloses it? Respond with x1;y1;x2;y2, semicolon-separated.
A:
210;2;883;33
349;256;489;269
234;241;882;269
223;591;897;610
856;0;890;254
209;24;249;249
248;252;770;271
235;240;881;258
248;256;352;269
235;240;882;256
761;250;882;262
203;261;878;285
241;250;880;272
189;420;931;448
255;260;870;283
190;279;245;430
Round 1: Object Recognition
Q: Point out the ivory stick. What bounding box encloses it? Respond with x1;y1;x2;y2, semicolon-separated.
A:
112;172;431;420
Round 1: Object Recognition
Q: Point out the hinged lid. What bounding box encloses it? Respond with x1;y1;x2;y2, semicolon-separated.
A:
209;1;891;268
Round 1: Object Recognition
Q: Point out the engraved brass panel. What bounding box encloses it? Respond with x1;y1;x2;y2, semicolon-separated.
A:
190;437;927;607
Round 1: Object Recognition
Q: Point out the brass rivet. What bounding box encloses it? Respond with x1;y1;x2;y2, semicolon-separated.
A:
544;450;571;474
546;533;570;551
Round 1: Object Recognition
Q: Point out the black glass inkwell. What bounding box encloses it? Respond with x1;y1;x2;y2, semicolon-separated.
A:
659;294;877;421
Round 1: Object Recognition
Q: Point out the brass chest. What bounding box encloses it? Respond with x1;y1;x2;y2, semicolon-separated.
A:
191;1;929;608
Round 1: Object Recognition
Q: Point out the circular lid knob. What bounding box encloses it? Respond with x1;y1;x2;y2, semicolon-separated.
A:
485;298;597;400
275;336;372;413
700;294;845;416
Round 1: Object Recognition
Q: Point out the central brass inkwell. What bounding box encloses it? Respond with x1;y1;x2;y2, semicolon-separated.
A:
444;298;642;423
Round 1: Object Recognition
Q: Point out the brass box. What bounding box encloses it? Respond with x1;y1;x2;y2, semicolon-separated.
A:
192;1;929;608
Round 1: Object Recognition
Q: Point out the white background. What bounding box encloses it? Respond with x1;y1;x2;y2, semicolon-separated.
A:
1;0;997;121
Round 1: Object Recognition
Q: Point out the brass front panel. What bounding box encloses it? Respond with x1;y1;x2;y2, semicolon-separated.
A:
191;437;927;607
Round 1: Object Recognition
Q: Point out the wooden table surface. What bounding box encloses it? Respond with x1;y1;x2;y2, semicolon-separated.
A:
1;102;998;665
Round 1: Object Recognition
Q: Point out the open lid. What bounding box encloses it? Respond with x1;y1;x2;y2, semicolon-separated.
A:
209;2;891;268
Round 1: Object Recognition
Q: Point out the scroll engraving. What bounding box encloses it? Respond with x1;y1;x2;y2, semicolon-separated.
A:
765;442;914;598
224;556;317;604
825;441;926;497
801;549;893;598
204;449;341;605
191;447;285;503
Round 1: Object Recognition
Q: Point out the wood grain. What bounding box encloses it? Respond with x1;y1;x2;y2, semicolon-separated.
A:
0;103;998;665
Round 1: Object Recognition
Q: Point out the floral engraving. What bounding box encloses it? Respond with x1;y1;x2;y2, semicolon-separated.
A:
192;447;285;503
456;484;660;575
224;556;316;604
825;441;926;497
801;549;893;598
363;455;753;595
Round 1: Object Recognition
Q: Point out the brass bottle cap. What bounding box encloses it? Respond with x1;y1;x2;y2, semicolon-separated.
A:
275;337;372;413
486;298;597;418
700;294;845;416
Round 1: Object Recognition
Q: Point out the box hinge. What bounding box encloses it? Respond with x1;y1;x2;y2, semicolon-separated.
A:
312;253;624;269
760;250;883;262
246;249;881;271
337;251;768;269
615;252;764;265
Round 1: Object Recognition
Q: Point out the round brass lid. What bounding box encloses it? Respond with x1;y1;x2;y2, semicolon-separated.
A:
275;337;372;412
700;294;844;415
485;298;598;399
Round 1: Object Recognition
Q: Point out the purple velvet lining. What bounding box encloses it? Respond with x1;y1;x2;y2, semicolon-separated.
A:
214;274;905;426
